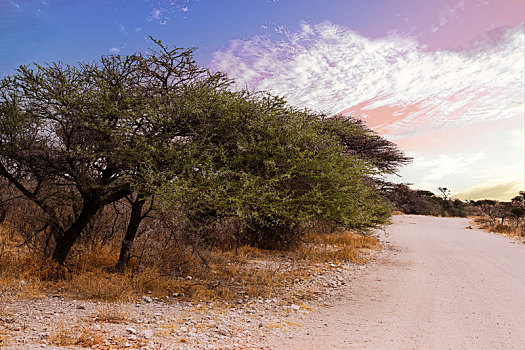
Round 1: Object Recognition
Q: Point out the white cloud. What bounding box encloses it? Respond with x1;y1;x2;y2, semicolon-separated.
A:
211;22;524;135
211;22;524;198
415;152;485;183
119;24;127;36
146;0;194;24
430;1;465;33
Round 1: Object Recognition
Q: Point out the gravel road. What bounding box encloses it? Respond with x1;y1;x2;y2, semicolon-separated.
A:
272;215;525;349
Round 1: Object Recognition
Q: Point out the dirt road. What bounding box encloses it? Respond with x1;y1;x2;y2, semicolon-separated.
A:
271;215;525;349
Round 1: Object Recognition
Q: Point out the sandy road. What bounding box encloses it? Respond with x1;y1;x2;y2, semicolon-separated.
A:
272;215;525;349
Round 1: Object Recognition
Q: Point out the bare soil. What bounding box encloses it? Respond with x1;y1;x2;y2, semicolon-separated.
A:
270;215;525;349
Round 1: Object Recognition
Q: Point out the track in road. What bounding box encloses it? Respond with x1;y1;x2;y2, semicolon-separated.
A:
272;215;525;349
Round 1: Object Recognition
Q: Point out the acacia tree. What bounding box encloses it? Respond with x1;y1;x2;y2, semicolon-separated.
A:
0;39;224;265
152;88;393;249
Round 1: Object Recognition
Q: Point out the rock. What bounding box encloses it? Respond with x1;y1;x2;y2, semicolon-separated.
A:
125;327;137;335
216;328;229;336
290;304;300;311
141;329;153;339
142;296;153;303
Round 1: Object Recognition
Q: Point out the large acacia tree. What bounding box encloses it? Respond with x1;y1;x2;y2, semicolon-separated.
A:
151;87;394;249
0;39;410;266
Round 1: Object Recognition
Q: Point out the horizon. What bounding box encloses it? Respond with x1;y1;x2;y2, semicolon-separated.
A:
1;0;523;200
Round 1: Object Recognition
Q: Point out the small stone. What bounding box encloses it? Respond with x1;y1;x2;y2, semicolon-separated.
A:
142;296;153;303
126;327;137;335
291;304;300;311
141;329;154;339
217;328;229;336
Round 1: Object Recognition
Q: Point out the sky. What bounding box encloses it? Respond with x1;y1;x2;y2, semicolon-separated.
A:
1;0;524;200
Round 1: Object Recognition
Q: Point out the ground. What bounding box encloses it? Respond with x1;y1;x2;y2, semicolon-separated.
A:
2;215;525;349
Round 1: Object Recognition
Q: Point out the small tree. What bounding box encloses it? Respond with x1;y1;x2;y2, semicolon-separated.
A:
437;187;451;201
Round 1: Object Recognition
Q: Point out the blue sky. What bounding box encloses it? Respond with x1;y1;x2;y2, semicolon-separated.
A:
1;0;524;200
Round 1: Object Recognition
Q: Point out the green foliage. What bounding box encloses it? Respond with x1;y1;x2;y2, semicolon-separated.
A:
151;88;390;248
0;38;403;262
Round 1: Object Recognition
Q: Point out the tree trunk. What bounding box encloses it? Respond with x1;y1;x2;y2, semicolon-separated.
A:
0;207;6;226
113;198;144;273
52;196;100;265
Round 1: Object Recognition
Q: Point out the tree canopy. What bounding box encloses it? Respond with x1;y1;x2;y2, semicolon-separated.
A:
0;39;409;265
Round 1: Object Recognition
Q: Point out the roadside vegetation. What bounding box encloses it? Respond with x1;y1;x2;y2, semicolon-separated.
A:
0;39;409;302
382;182;525;237
469;191;525;237
381;183;467;217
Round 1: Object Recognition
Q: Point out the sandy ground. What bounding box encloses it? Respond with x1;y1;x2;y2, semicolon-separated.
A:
270;215;525;349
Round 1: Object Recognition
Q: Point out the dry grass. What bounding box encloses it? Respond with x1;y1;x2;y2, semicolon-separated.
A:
0;222;381;304
295;230;380;264
48;322;104;347
94;305;129;323
472;216;525;238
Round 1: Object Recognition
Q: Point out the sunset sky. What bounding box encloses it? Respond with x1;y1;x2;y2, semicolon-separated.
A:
1;0;523;200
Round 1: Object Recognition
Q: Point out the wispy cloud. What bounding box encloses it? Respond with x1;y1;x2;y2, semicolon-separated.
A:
415;152;485;183
430;1;465;33
211;22;524;199
146;0;193;24
455;180;523;201
211;22;523;135
118;23;127;36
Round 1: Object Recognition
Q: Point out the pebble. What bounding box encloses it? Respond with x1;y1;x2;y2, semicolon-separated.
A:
126;327;137;335
141;329;154;339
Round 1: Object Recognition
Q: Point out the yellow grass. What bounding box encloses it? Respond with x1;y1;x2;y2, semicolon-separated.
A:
0;223;381;303
472;216;525;238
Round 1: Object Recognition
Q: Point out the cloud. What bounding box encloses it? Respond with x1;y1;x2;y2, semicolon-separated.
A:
119;23;127;36
109;47;121;53
146;0;193;24
210;22;524;199
455;180;523;201
211;22;523;136
415;152;485;183
430;1;465;33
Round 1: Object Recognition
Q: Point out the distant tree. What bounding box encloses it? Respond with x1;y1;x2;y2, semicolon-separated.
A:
437;187;451;201
380;183;440;216
509;192;525;229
